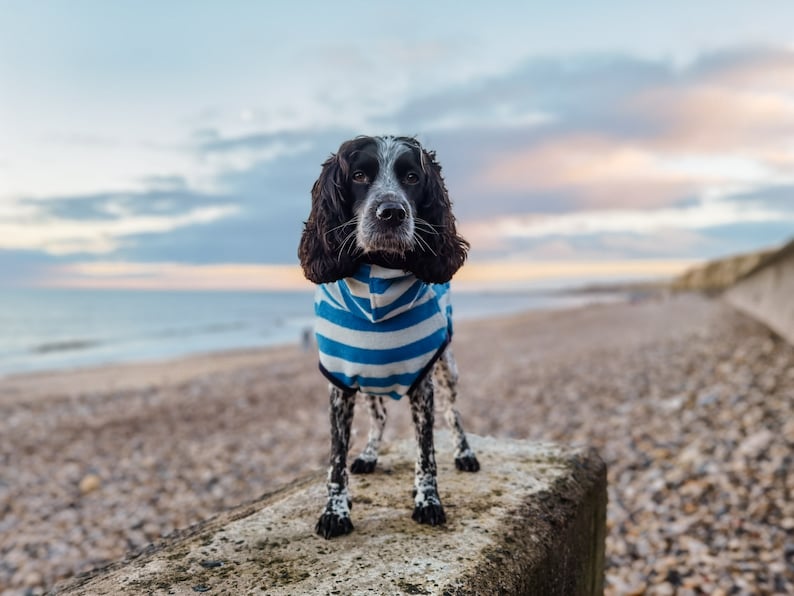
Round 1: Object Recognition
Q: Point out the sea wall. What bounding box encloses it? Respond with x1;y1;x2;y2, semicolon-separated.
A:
724;239;794;345
56;433;607;595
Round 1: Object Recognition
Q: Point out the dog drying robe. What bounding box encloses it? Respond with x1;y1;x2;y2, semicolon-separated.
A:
315;264;452;400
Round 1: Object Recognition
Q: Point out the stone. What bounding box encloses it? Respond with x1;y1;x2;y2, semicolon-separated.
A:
78;474;102;495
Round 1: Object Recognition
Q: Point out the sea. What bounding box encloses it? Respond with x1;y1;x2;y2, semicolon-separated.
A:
0;286;628;378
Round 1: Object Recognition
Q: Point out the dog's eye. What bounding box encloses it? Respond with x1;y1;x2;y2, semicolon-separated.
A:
404;172;419;185
352;171;368;183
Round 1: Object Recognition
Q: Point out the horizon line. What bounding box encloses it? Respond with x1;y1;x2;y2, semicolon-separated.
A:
7;258;700;292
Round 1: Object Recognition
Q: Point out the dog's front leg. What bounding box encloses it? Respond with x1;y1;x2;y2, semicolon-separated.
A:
409;375;446;526
316;386;356;539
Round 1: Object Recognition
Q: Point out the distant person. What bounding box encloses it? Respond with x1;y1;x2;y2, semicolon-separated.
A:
301;327;312;352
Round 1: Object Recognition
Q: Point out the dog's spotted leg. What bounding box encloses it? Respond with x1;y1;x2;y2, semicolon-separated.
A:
409;375;446;526
351;394;387;474
433;348;480;472
316;386;356;539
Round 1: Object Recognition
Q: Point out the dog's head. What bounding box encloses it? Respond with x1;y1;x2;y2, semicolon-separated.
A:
298;136;469;284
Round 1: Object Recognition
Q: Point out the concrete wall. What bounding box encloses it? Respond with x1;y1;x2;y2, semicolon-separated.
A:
724;239;794;345
56;433;606;595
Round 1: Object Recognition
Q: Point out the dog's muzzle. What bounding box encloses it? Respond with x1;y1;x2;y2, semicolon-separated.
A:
357;192;414;253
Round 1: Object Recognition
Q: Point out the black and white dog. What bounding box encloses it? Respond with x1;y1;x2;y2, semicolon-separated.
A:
299;136;479;539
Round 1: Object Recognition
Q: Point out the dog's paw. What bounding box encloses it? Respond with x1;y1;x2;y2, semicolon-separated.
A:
350;457;377;474
412;501;446;526
315;511;354;539
454;453;480;472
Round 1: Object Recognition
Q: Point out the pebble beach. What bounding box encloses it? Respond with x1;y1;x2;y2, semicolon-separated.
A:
1;293;793;594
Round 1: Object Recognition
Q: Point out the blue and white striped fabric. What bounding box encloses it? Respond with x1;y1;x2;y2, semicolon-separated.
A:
315;264;453;400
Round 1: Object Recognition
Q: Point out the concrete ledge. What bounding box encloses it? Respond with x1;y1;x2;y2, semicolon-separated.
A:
724;238;794;345
56;433;606;595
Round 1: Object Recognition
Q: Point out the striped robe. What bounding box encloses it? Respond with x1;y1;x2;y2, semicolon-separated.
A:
314;264;453;400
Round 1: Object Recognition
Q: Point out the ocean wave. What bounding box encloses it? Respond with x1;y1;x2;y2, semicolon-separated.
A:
31;339;101;354
27;322;249;357
152;321;247;338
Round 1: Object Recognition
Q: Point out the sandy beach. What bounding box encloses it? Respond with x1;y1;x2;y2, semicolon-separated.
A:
2;294;793;594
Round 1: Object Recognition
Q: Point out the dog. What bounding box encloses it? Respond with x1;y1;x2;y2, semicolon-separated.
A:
299;135;480;539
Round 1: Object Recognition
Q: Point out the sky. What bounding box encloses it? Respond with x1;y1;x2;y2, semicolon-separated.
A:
2;1;794;290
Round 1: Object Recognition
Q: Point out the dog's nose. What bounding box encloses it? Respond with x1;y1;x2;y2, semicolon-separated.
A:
375;202;407;225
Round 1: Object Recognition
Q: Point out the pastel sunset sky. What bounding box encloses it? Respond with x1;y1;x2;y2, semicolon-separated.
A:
2;1;794;290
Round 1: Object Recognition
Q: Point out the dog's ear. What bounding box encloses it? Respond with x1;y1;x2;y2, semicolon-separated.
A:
298;145;361;284
409;147;469;284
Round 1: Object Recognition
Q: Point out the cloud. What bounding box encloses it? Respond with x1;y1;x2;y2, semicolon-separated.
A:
468;196;794;239
37;261;313;291
724;183;794;210
691;47;794;90
627;84;794;155
194;129;316;178
0;128;339;270
453;258;695;291
184;47;794;223
44;132;121;148
461;194;794;261
473;134;705;209
5;46;794;289
464;229;709;262
0;193;239;256
385;48;794;220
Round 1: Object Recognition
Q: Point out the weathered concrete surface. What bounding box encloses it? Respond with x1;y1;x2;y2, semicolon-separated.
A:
724;238;794;345
55;433;606;595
